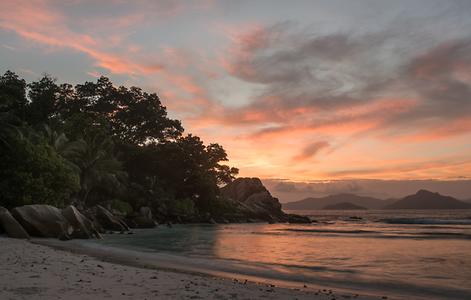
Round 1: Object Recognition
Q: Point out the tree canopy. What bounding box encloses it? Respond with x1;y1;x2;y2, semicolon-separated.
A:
0;71;238;217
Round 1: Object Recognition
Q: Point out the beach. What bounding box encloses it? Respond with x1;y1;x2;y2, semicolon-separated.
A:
0;237;385;300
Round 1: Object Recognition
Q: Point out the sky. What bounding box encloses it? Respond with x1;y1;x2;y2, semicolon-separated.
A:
1;0;471;200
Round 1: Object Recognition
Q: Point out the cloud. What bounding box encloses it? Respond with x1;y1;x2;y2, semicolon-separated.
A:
324;157;471;179
1;44;16;50
0;0;220;120
214;23;471;143
273;182;300;193
264;178;471;202
2;1;471;181
294;141;330;161
0;0;165;75
196;22;471;180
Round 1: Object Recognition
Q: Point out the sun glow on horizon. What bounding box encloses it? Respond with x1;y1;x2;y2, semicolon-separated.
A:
1;0;471;182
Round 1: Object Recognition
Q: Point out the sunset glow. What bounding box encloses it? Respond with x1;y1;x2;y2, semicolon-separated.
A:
2;0;471;182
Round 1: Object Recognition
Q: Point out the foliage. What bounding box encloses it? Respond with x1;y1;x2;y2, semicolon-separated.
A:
0;136;80;208
66;131;127;205
110;199;134;215
0;70;27;119
0;71;238;218
166;198;196;216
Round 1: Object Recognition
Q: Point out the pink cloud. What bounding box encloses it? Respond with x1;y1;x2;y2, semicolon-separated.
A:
0;0;165;75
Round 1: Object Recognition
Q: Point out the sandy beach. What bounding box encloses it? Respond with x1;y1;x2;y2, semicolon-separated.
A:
0;237;389;300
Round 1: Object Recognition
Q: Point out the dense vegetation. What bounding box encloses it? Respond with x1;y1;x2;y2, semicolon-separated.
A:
0;71;238;218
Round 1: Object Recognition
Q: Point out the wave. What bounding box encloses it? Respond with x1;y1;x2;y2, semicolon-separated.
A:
380;218;471;225
415;232;471;239
37;238;471;300
279;228;471;240
281;228;378;234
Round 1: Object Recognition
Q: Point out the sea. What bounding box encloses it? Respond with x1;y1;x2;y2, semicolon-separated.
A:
76;210;471;300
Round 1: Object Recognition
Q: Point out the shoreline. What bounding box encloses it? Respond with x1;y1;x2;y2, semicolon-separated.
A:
0;236;389;300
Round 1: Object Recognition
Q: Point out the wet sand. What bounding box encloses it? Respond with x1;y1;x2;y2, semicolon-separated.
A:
0;237;391;300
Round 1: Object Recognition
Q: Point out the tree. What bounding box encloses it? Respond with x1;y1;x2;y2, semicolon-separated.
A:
0;70;27;120
26;75;61;128
121;135;238;214
206;143;239;185
67;131;126;205
0;111;22;148
0;71;239;219
73;77;183;145
0;71;27;147
0;134;80;208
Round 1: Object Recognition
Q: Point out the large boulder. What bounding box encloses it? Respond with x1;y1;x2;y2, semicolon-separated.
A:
11;205;72;239
221;178;288;222
0;206;30;239
61;206;102;239
95;205;129;232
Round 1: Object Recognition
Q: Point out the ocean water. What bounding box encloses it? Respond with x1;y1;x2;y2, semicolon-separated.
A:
86;210;471;299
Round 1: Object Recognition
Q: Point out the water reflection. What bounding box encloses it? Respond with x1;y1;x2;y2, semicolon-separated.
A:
96;210;471;300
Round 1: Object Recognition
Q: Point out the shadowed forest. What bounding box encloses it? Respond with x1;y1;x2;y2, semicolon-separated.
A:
0;71;239;219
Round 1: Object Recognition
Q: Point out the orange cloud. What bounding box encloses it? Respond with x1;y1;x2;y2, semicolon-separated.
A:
293;141;330;161
401;117;471;142
323;157;471;180
0;0;163;75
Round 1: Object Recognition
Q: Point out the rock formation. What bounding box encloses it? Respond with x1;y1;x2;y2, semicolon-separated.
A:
95;205;130;232
0;206;30;239
62;205;102;239
287;214;312;223
11;205;72;239
221;177;288;222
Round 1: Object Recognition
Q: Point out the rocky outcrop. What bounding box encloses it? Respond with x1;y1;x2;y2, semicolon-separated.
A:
221;178;288;222
287;214;312;224
95;205;129;232
0;206;30;239
11;205;72;239
62;206;102;239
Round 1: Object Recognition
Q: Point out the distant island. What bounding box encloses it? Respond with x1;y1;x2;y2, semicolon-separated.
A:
384;190;471;209
322;202;367;210
283;193;393;210
283;190;471;210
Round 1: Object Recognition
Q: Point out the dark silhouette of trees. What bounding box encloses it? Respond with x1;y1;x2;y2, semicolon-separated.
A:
0;71;238;217
0;135;80;208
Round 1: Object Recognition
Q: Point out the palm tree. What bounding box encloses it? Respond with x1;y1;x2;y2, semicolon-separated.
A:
42;124;83;159
68;132;127;205
0;111;22;148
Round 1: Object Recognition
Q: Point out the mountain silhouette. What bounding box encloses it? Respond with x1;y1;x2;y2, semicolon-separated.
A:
385;190;471;209
283;193;393;210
